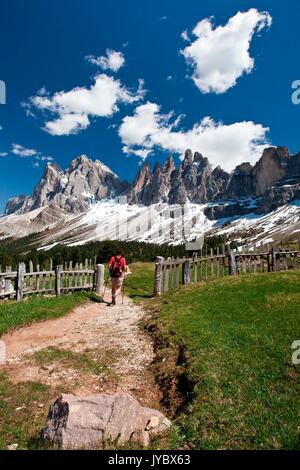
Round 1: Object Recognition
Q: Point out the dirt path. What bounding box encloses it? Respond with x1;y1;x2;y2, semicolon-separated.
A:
2;291;161;409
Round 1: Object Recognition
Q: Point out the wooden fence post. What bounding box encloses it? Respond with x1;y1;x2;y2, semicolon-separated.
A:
55;265;62;297
95;264;105;296
154;256;164;297
228;251;237;275
242;246;246;273
194;252;198;282
164;257;171;292
260;253;265;272
29;260;33;273
16;262;26;301
271;247;275;272
222;245;225;276
236;252;241;275
210;248;214;277
5;267;11;295
216;247;219;278
277;251;281;271
36;264;40;291
170;256;175;289
175;257;180;288
79;263;83;287
182;259;191;285
29;261;34;292
267;251;271;272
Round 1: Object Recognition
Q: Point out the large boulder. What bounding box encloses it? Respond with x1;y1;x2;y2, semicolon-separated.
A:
43;393;171;449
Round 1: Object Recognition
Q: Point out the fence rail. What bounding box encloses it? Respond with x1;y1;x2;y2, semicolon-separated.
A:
154;246;300;296
0;261;105;301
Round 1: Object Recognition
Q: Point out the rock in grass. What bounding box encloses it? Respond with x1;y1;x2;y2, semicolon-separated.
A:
43;393;171;449
7;443;18;450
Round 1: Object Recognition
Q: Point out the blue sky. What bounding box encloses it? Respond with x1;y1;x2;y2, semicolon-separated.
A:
1;0;300;213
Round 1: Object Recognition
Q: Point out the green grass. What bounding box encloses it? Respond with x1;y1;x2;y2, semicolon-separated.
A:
32;347;111;376
124;262;155;300
2;262;300;450
145;271;300;450
124;260;230;301
0;291;98;336
0;370;55;450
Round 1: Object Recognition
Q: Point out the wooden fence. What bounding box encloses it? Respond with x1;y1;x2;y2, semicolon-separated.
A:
0;261;105;301
154;246;300;296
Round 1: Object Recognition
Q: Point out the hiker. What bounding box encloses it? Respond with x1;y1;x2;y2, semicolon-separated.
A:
108;249;127;306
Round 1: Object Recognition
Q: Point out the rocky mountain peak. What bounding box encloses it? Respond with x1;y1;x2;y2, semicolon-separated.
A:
212;165;228;179
134;161;152;188
263;146;289;160
233;162;253;175
181;149;194;170
69;154;91;170
253;146;290;195
163;156;176;175
153;162;161;174
4;146;300;222
4;154;126;215
125;161;152;204
42;161;63;180
193;152;209;169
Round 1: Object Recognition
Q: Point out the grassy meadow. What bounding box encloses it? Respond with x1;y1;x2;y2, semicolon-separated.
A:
0;261;299;449
126;266;300;450
0;291;98;337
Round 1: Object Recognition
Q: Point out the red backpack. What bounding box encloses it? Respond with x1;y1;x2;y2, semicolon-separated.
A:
109;256;123;278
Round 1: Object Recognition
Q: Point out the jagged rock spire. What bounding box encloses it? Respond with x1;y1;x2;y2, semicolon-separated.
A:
4;146;300;217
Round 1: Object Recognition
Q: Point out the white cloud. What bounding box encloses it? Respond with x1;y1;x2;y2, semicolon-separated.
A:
119;102;269;171
11;143;38;157
0;152;7;157
119;102;166;148
29;74;145;136
181;8;272;94
122;146;152;159
181;30;189;41
44;113;90;136
36;155;53;162
86;49;125;72
166;75;173;81
10;144;53;164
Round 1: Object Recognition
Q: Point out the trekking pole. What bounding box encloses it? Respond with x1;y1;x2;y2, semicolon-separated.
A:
122;275;125;305
103;272;110;300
